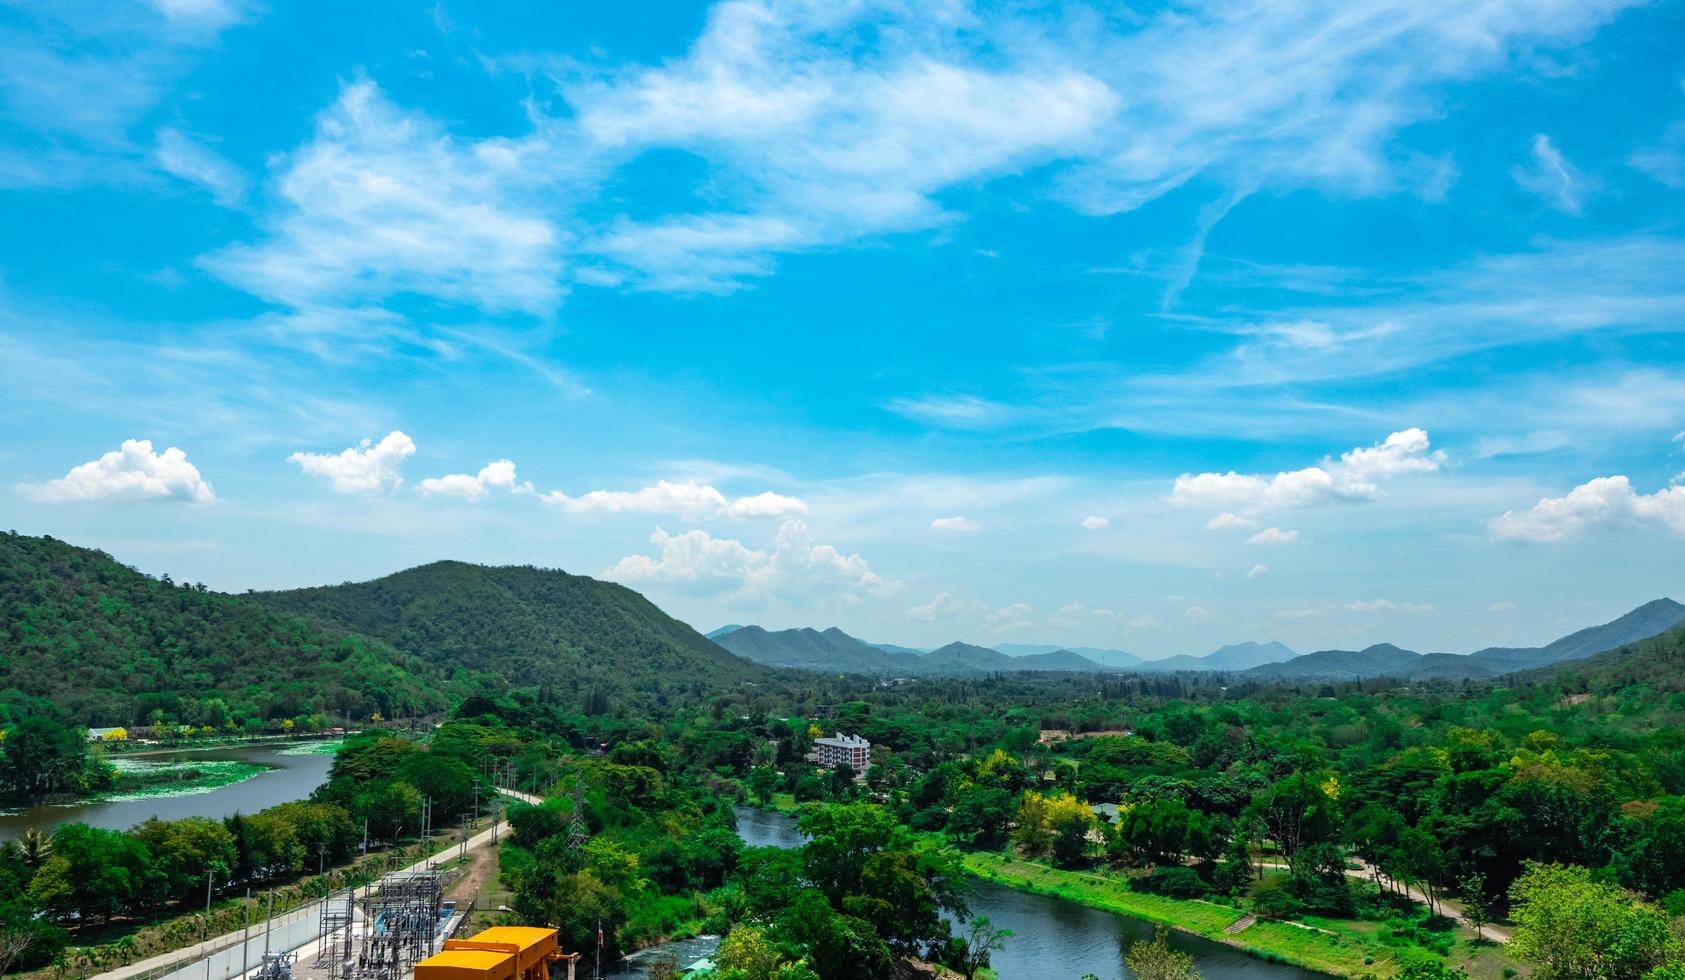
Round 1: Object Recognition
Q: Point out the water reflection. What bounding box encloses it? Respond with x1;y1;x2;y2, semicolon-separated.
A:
731;806;1324;980
0;744;336;840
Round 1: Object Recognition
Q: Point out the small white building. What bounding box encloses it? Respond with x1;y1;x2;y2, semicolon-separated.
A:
809;733;871;773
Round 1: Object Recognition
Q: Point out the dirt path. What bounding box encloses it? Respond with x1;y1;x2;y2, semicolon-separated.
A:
1259;860;1511;944
446;835;501;904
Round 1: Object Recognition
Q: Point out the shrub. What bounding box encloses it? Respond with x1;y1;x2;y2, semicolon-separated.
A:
1133;866;1211;899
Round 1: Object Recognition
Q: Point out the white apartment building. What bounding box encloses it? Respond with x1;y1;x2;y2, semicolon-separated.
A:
810;733;871;772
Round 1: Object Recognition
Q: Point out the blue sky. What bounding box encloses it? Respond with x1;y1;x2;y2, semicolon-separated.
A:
3;0;1685;658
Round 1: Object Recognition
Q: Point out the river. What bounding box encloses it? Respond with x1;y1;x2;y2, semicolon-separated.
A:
732;806;1324;980
0;743;337;841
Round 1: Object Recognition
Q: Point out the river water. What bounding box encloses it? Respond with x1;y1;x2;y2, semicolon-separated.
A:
0;743;336;841
732;806;1323;980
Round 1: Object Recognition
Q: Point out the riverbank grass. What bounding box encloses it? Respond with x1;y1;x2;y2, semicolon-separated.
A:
961;852;1411;978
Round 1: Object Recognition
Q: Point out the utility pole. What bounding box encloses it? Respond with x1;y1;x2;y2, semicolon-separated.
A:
204;869;216;940
242;887;252;979
263;890;275;957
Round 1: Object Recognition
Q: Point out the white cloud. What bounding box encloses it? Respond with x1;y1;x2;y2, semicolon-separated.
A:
288;430;415;495
542;479;805;519
1175;428;1443;513
1630;121;1685;189
930;515;981;532
1344;599;1435;613
884;394;1020;430
1184;605;1214;625
551;0;1636;290
205;81;564;316
1511;134;1590;214
1247;563;1270;579
1126;614;1160;631
1273;607;1325;621
1050;601;1119;628
1080;515;1110;530
1489;601;1517;612
148;0;248;31
417;459;533;500
155;128;247;206
986;603;1036;633
1247;527;1299;545
1205;511;1259;530
1489;475;1685;542
17;438;214;504
907;592;988;622
606;519;895;603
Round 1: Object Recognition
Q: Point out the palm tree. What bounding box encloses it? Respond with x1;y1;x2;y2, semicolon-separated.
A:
20;828;50;868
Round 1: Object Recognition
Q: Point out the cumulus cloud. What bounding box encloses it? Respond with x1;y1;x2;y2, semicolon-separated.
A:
417;459;533;500
1247;527;1299;545
542;479;806;519
1489;475;1685;542
288;431;415;495
1050;601;1120;627
1206;512;1259;530
1176;428;1444;515
606;519;894;603
1080;515;1110;530
1511;134;1591;214
1489;601;1517;612
1184;605;1214;625
931;515;981;532
1248;563;1270;579
1127;614;1160;631
18;439;214;504
907;592;988;622
1345;599;1435;613
985;603;1036;633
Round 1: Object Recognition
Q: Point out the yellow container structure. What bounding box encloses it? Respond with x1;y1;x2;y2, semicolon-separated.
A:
415;926;576;980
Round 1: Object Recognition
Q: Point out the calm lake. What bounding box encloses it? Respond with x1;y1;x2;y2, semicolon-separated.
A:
0;743;336;841
733;806;1325;980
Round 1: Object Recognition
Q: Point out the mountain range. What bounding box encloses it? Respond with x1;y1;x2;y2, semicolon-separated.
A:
1241;599;1685;682
711;600;1685;683
711;625;1300;676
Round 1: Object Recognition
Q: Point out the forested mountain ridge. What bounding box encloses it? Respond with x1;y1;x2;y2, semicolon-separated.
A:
251;560;767;705
0;532;447;727
714;626;1112;675
1531;621;1685;693
1242;599;1685;682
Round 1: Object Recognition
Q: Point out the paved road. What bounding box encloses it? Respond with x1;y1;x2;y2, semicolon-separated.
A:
95;789;542;980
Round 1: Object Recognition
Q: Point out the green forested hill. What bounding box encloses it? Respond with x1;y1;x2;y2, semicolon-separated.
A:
1534;622;1685;694
0;532;448;726
250;560;767;707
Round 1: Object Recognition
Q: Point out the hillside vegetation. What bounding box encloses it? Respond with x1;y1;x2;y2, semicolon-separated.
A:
251;560;767;709
0;533;447;728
